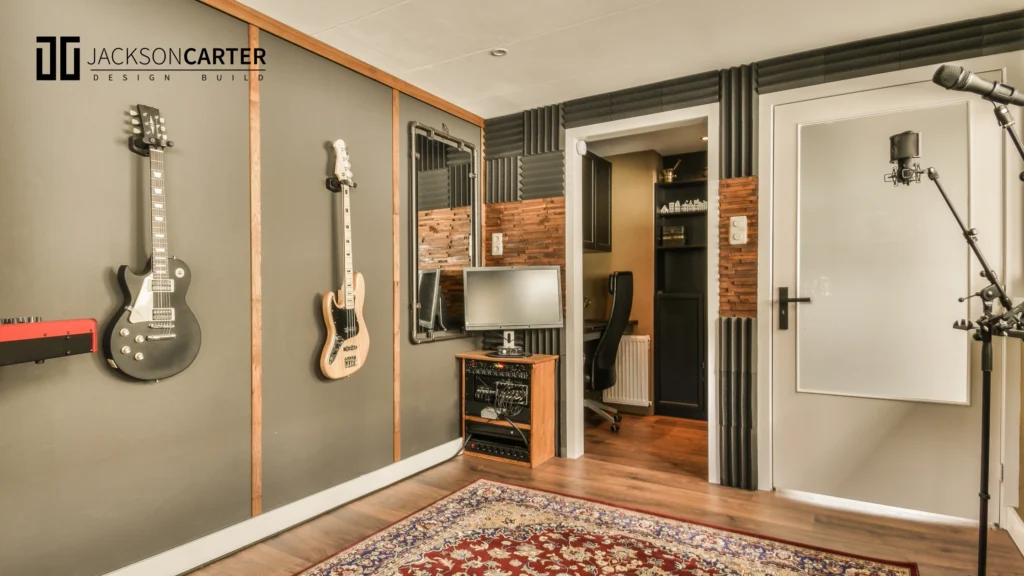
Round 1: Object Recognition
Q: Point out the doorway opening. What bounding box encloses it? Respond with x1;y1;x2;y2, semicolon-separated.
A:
564;105;720;483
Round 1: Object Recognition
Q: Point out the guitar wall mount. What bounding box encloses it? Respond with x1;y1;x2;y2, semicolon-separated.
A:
325;177;356;193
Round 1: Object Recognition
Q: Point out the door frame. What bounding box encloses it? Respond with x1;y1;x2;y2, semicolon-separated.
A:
757;53;1024;525
563;103;721;484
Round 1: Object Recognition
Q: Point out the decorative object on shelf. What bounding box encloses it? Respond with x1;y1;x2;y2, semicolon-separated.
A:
1;317;97;367
660;159;682;183
661;225;686;247
320;139;370;379
104;104;201;382
659;205;669;214
294;480;919;576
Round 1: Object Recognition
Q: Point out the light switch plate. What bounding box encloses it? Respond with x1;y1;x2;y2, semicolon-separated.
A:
492;232;503;256
729;216;748;245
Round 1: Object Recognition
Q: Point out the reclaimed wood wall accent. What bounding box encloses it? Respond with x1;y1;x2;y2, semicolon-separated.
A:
196;0;482;127
247;23;263;517
392;90;401;462
418;206;472;319
484;197;566;296
718;176;757;317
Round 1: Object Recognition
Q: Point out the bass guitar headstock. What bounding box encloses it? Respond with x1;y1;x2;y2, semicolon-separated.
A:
326;138;356;192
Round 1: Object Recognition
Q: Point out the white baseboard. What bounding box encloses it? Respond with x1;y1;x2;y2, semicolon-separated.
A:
1006;507;1024;558
776;490;976;527
103;438;463;576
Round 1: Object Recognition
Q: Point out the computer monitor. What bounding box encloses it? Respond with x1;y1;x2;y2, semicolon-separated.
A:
417;269;441;330
463;266;563;357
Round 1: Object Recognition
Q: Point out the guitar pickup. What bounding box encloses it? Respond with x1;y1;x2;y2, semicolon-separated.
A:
151;279;175;292
148;323;175;329
152;308;176;321
146;334;177;341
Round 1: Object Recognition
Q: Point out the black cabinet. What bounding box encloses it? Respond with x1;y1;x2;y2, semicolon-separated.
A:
654;294;706;420
582;152;612;252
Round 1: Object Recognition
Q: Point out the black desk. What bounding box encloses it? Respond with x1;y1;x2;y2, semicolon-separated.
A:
583;318;638;342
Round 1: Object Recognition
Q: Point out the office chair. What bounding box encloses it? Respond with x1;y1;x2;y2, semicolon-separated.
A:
584;271;633;432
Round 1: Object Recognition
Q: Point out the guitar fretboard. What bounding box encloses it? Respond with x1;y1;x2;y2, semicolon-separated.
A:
150;149;169;282
342;183;354;309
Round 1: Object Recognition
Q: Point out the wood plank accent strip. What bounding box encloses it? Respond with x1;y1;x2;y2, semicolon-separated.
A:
392;89;401;463
196;0;483;127
248;23;263;517
718;176;757;317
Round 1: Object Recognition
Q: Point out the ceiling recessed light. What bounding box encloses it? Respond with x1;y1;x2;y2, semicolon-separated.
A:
490;48;508;57
701;136;709;141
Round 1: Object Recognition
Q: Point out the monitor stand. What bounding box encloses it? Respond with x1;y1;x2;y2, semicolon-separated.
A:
488;330;530;358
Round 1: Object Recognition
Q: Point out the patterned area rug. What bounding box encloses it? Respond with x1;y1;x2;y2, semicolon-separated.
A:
295;479;919;575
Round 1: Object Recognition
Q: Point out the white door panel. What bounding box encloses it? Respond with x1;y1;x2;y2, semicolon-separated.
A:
772;75;1004;520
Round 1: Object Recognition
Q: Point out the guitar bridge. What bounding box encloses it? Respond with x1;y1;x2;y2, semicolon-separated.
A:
344;356;357;368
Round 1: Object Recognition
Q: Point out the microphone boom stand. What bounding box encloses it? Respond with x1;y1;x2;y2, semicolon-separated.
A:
927;167;1024;576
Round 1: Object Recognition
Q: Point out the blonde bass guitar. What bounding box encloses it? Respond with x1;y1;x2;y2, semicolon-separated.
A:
320;139;369;378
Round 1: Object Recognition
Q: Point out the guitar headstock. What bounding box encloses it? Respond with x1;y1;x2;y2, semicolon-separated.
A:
332;139;355;187
128;104;173;156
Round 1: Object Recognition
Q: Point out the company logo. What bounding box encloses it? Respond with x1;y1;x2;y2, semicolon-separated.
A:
34;36;265;83
37;36;81;81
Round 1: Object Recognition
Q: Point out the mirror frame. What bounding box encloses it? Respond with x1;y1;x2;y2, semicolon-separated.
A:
409;122;481;344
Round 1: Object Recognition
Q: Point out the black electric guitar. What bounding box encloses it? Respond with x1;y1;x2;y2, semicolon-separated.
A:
104;104;201;381
320;139;369;379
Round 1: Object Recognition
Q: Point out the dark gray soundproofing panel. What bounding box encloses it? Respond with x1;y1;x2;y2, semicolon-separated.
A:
524;104;565;155
417;169;450;211
563;71;719;128
718;317;756;491
399;94;480;460
758;9;1024;94
520;152;565;200
0;2;251;574
720;65;757;179
484;113;524;158
259;31;395;513
485;156;522;204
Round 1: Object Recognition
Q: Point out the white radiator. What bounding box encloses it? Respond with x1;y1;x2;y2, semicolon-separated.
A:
602;335;651;407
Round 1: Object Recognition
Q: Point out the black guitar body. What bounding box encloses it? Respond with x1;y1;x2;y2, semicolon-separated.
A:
103;257;202;381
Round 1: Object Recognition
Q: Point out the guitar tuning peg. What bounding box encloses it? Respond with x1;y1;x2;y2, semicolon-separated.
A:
132;119;140;125
159;117;165;124
132;128;141;134
129;109;138;116
160;126;166;132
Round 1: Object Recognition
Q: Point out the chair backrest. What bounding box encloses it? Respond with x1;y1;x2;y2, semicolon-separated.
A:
589;271;633;391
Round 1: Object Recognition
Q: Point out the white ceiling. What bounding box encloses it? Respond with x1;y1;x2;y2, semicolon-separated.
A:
240;0;1021;118
587;118;707;157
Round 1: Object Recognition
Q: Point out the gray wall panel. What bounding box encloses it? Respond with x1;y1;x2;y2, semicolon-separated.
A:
0;1;251;574
259;32;395;512
399;94;479;459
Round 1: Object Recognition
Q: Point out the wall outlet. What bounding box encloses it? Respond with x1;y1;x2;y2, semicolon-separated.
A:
492;233;503;256
729;216;748;245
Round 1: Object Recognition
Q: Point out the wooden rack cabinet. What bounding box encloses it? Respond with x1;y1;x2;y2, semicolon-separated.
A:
457;351;557;468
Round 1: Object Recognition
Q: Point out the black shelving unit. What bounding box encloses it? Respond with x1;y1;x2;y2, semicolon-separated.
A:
653;152;708;421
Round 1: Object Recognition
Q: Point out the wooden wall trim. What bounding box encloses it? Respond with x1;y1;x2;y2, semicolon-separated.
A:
248;23;263;517
392;89;401;462
197;0;483;128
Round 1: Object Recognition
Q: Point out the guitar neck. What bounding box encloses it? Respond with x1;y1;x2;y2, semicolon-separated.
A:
150;149;169;279
342;183;354;309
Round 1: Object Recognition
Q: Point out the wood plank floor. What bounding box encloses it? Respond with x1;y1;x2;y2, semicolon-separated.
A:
193;414;1024;576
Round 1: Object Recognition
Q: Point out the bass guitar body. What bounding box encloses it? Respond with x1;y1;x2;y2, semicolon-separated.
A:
104;258;202;381
320;271;369;379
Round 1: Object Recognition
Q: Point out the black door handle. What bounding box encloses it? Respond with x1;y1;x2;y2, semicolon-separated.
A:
778;286;811;330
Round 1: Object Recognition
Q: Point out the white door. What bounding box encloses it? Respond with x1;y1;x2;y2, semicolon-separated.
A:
771;75;1005;520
